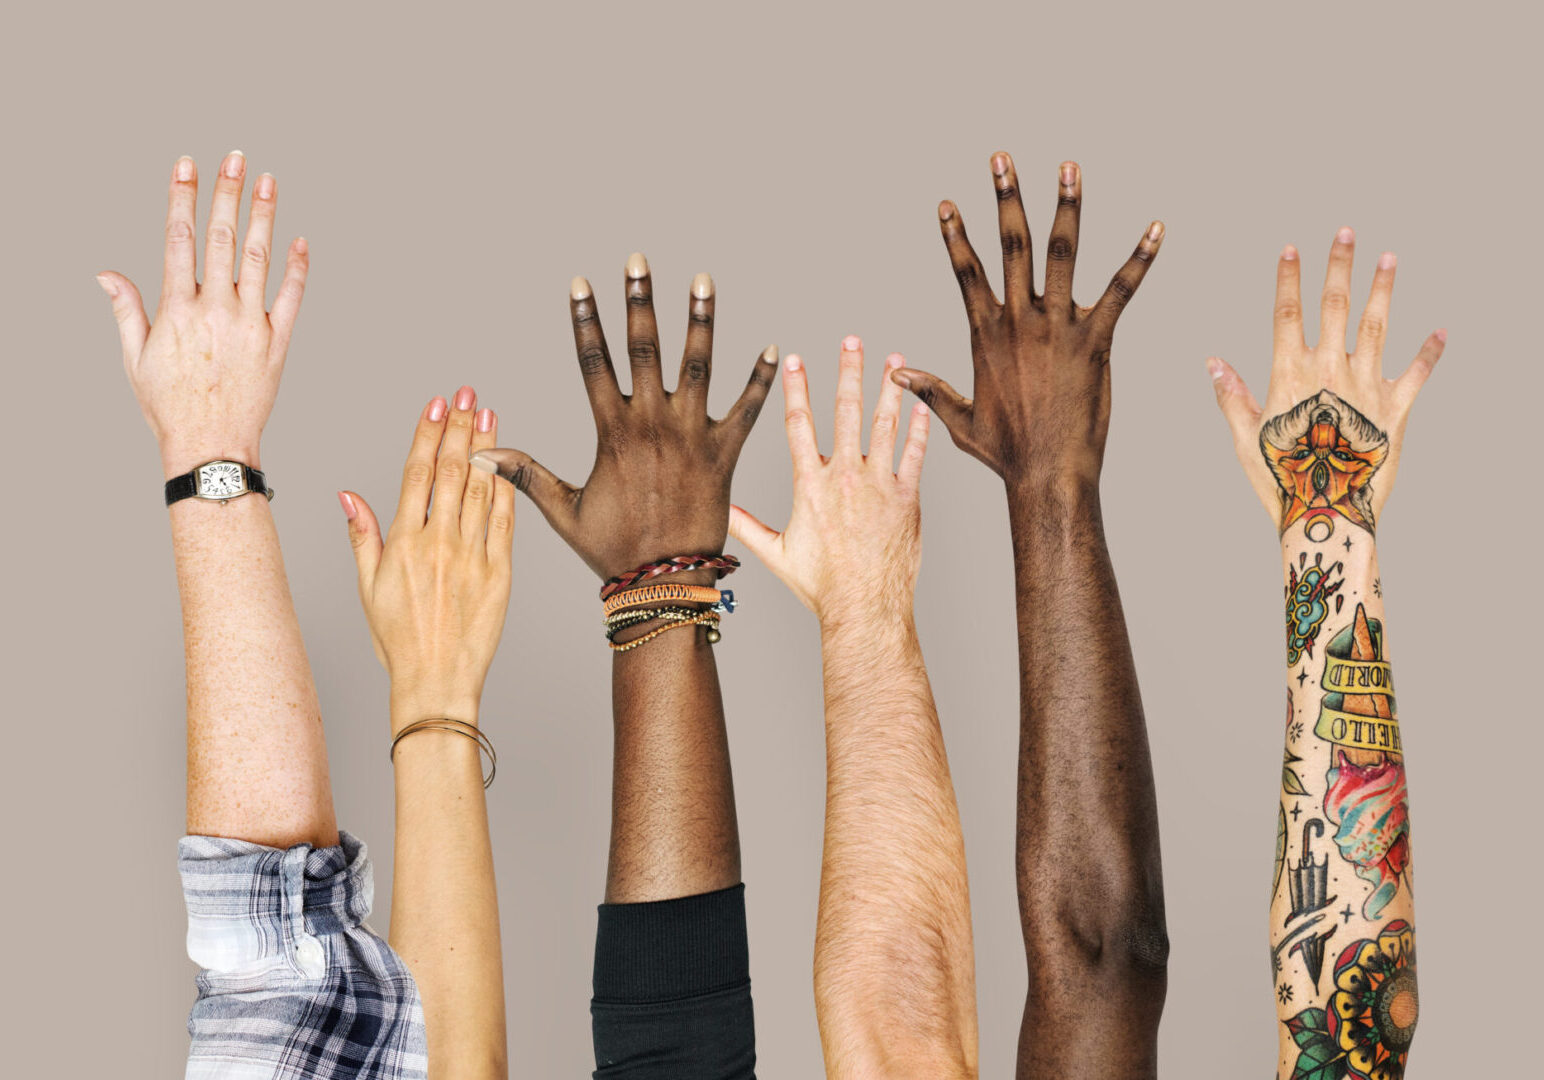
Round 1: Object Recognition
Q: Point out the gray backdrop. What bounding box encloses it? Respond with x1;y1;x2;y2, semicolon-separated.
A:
2;1;1534;1075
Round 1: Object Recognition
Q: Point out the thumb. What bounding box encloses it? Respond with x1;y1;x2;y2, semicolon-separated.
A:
889;365;972;443
1205;357;1262;448
338;491;382;594
96;272;150;367
728;504;783;573
470;448;579;537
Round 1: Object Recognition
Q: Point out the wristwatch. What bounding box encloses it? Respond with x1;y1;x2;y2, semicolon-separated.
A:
164;460;274;506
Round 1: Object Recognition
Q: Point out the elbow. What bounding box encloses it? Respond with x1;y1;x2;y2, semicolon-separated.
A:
1023;885;1170;981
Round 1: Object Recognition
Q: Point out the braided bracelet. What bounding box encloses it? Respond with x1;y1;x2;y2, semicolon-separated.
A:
599;554;741;601
390;718;497;788
610;609;721;652
603;582;736;617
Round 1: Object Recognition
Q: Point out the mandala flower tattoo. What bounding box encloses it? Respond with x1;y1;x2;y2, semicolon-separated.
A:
1281;921;1417;1080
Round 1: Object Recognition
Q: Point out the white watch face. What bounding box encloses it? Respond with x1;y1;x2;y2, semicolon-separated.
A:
198;462;246;499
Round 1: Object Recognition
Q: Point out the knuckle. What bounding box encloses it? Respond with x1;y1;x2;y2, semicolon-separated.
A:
462;480;489;502
999;230;1027;259
629;341;659;366
682;357;711;383
1107;276;1135;304
571;303;601;328
577;345;610;375
242;242;270;265
488;512;514;533
1274;301;1302;323
626;291;653;308
1048;237;1076;261
1321;289;1350;313
785;406;814;430
348;526;371;551
689;308;714;328
437;459;466;482
165;221;194;243
954;263;980;290
994;183;1019;203
404;462;434;487
206;223;236;248
1359;314;1386;339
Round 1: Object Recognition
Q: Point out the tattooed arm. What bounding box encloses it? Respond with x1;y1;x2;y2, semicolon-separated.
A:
731;338;977;1078
1207;230;1444;1079
892;153;1167;1079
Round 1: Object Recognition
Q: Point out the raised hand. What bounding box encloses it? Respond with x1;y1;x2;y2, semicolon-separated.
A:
340;387;514;730
893;152;1162;488
97;151;309;476
729;335;930;623
472;254;777;580
1207;230;1447;537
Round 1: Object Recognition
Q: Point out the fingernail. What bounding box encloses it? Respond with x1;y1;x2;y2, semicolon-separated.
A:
427;397;447;422
892;371;912;389
224;151;245;178
915;402;930;416
1147;221;1164;243
1434;328;1447;343
842;334;862;352
1060;162;1078;189
470;452;497;474
570;275;592;301
255;173;275;199
1206;357;1225;380
338;491;357;520
760;344;778;364
626;252;648;279
692;272;713;300
476;407;494;432
454;386;475;411
174;156;195;182
1378;252;1397;270
887;353;904;368
785;353;803;372
938;201;955;222
294;236;309;256
991;152;1010;178
1282;244;1299;261
95;274;116;297
1336;226;1355;245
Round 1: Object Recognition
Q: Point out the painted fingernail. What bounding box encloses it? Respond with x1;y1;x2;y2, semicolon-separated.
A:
1434;328;1447;343
255;173;275;199
760;344;779;364
454;386;475;411
1336;226;1355;245
785;353;803;372
1147;221;1164;243
938;200;955;222
991;152;1010;178
1060;162;1078;189
626;252;648;279
95;274;116;297
476;408;494;432
223;151;245;178
887;353;905;368
570;275;592;301
174;156;195;182
470;452;497;474
892;371;912;389
1206;357;1225;380
1378;252;1397;270
427;397;447;422
1282;244;1299;261
692;272;713;299
338;491;357;520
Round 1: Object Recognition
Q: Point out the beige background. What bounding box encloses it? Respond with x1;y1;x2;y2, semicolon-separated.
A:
1;1;1535;1075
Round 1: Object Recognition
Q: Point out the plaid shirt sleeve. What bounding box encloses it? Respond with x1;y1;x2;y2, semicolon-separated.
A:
179;830;428;1079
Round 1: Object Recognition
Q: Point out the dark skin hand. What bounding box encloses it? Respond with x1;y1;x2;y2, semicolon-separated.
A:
474;254;777;902
895;152;1169;1080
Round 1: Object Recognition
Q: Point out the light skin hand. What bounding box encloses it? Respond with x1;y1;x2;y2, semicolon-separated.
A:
1207;229;1447;530
892;152;1162;489
341;387;515;731
471;257;778;581
97;151;309;477
729;336;931;625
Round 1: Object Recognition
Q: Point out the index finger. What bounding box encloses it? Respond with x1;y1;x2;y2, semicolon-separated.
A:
570;276;622;417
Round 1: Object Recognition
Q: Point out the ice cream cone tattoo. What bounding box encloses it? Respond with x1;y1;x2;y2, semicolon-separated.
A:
1261;391;1389;542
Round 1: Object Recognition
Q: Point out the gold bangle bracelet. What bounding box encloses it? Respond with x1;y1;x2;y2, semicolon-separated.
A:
390;718;496;788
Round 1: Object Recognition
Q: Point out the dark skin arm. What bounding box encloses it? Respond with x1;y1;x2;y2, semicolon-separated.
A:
894;152;1168;1079
475;254;777;901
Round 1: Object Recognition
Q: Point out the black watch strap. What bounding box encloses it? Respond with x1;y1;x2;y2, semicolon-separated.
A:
164;463;271;506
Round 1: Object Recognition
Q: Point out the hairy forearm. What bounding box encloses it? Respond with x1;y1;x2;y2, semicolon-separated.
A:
173;494;337;849
1271;532;1415;1079
608;604;740;903
389;710;507;1079
814;610;977;1079
1005;477;1165;1077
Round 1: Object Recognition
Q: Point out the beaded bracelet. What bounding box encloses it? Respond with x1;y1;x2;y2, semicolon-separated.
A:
390;718;497;788
609;609;721;652
600;554;741;601
603;582;736;617
605;604;708;641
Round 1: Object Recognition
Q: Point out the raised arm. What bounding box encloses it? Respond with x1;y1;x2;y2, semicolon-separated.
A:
474;256;776;1079
1207;231;1443;1080
731;337;976;1079
893;152;1168;1079
99;151;327;850
341;387;513;1078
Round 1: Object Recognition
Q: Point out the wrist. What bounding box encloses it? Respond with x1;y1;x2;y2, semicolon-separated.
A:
389;690;482;736
1004;468;1100;514
817;597;916;641
159;440;263;480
